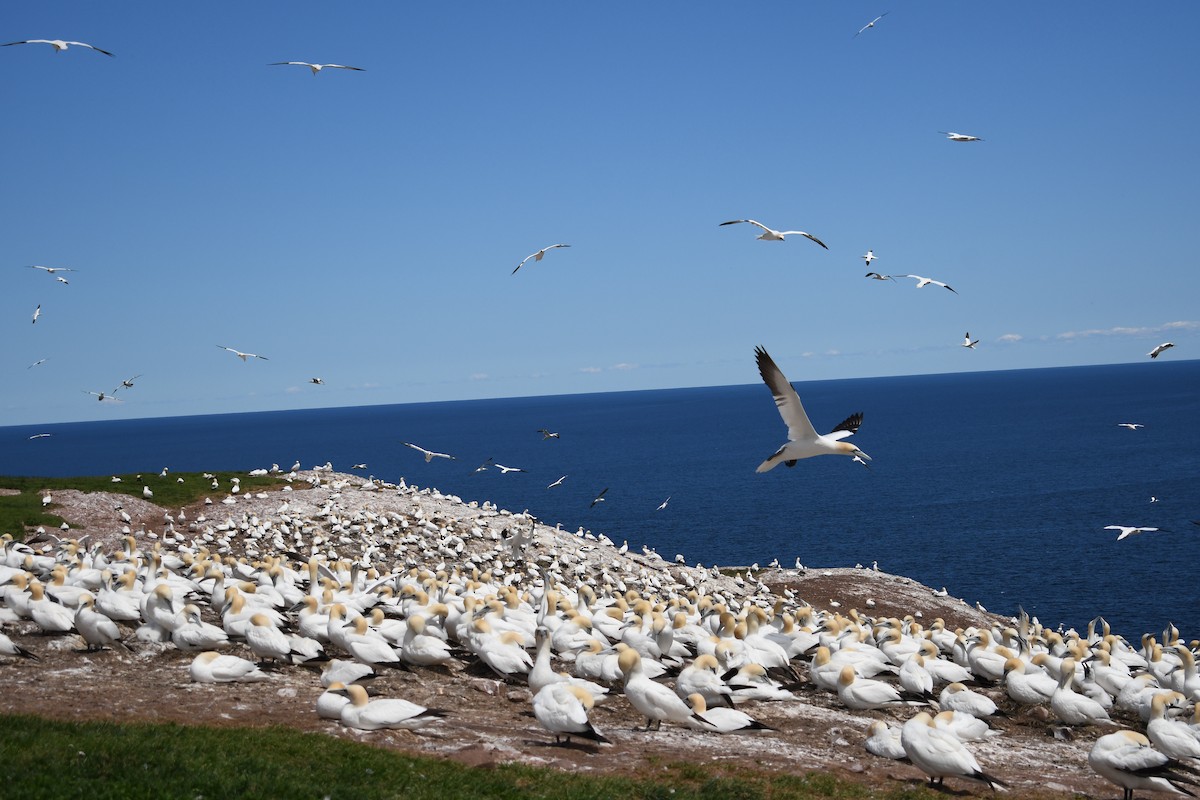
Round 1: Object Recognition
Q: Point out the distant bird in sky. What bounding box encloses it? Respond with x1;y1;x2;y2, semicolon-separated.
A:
27;358;47;369
28;433;51;440
120;375;142;390
350;463;367;470
216;346;269;362
898;274;958;294
1116;423;1144;430
513;244;570;275
719;219;828;249
754;345;870;472
940;131;983;142
862;250;877;266
656;496;670;511
270;61;364;75
864;272;895;282
962;332;979;350
855;13;888;37
31;305;41;324
473;457;493;473
1104;525;1162;541
494;463;526;475
547;475;567;489
537;428;560;440
28;265;76;274
55;276;69;285
1148;342;1174;359
83;390;119;403
3;39;113;57
310;377;324;385
403;442;456;463
590;487;608;508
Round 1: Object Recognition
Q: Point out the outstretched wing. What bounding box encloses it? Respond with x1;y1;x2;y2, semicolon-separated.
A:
755;346;817;444
827;413;863;441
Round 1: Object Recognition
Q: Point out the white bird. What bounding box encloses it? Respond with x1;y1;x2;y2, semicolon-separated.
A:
537;428;560;440
84;390;120;403
55;276;69;285
618;648;716;731
1149;342;1175;359
513;244;570;274
143;485;153;499
310;377;324;385
119;375;142;389
1117;423;1144;430
270;61;364;75
337;683;447;731
189;651;270;683
1089;729;1198;800
27;358;48;369
865;720;907;760
547;475;567;489
493;463;526;475
855;13;888;37
962;332;979;349
864;271;895;281
719;219;828;249
590;487;608;508
685;693;774;733
898;274;958;293
402;442;455;463
75;594;126;651
862;249;878;265
901;711;1006;791
837;664;911;710
656;496;670;511
940;131;983;142
32;304;40;324
753;346;870;472
28;433;51;440
1147;692;1200;762
532;683;609;745
3;39;113;56
28;265;77;274
216;345;268;361
1104;525;1162;541
0;631;38;660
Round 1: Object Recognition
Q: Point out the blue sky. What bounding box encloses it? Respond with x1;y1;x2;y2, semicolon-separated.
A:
3;3;1197;426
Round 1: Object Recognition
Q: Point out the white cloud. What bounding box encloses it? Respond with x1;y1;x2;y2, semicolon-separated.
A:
998;333;1023;342
1057;321;1199;340
579;366;602;374
285;386;302;394
470;373;489;381
611;362;637;371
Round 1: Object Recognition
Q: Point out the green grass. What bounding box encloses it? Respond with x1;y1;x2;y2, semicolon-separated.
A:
0;472;288;541
0;714;942;800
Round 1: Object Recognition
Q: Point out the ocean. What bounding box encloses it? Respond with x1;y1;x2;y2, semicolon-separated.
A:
3;360;1198;642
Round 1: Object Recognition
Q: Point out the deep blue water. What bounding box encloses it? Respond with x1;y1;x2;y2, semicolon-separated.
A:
3;361;1198;642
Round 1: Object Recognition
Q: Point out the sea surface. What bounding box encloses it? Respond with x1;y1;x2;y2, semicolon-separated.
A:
3;360;1198;642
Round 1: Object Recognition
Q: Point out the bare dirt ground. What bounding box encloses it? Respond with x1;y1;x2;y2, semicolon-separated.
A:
0;476;1124;798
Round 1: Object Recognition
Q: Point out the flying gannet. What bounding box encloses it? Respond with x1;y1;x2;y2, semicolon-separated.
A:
898;274;958;293
939;131;983;142
216;345;268;361
855;13;889;37
962;333;979;349
1104;525;1162;541
513;244;570;274
402;442;455;463
1148;342;1174;359
719;219;828;249
270;61;364;75
753;346;870;472
3;39;113;56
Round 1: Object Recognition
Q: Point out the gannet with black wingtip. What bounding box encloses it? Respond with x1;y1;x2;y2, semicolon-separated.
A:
862;249;878;265
855;13;888;37
1089;729;1197;800
754;346;870;471
338;683;447;731
619;648;716;731
1147;692;1200;761
865;721;908;761
933;710;1001;742
270;61;364;75
3;39;113;56
0;631;38;660
1149;342;1175;359
216;345;268;362
513;244;570;275
898;274;958;293
837;664;914;710
719;219;828;249
1052;657;1117;726
940;131;983;142
402;442;455;463
865;271;895;281
75;593;125;651
901;711;1006;791
685;693;774;733
939;682;999;719
1117;423;1144;430
1104;525;1162;541
532;683;609;745
189;651;270;683
962;332;979;349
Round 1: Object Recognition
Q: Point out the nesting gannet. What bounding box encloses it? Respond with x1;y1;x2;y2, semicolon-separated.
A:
619;648;716;731
855;13;888;37
338;683;447;731
754;346;870;471
837;664;913;710
939;682;999;718
675;654;734;708
719;219;828;249
3;39;113;56
1051;657;1116;726
1104;525;1162;541
900;711;1006;791
402;442;455;463
589;488;608;508
513;244;570;274
939;131;984;142
216;345;268;361
1089;729;1197;800
897;274;958;293
532;683;609;745
1116;423;1144;430
865;720;907;760
75;594;126;651
0;631;38;660
1147;692;1200;761
864;271;895;281
189;651;270;683
270;61;364;74
1148;342;1175;359
933;710;1001;742
686;693;774;733
962;332;979;349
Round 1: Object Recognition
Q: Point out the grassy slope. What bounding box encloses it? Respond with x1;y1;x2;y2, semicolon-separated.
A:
0;714;940;800
0;472;286;541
